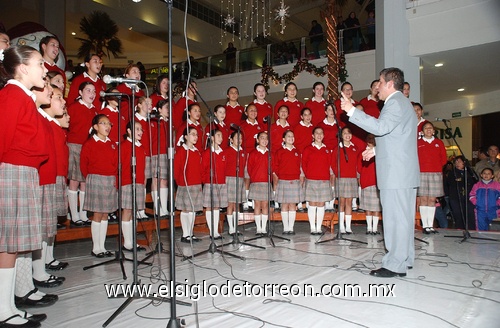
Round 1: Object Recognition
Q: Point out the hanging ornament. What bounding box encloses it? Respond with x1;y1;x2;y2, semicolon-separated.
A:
224;14;236;27
274;0;289;35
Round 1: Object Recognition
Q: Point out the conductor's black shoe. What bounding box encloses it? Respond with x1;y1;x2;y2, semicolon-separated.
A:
370;267;406;278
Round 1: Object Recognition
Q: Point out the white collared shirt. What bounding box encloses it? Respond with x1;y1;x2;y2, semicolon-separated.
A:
322;118;336;126
6;79;36;102
126;137;142;147
79;99;95;109
135;112;147;121
299;120;312;127
37;107;60;125
423;136;435;144
104;105;119;113
246;119;259;126
93;134;111;143
311;97;325;103
312;143;326;149
83;72;99;83
256;146;268;154
275;120;290;128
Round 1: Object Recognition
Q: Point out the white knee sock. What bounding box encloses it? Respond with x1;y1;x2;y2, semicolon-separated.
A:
79;191;87;221
122;221;133;249
45;236;56;265
419;206;427;228
100;220;109;252
1;267;29;325
254;215;262;233
213;209;220;237
68;190;79;222
160;188;169;216
151;190;158;214
339;212;345;232
261;214;268;233
289;211;296;232
15;255;43;300
308;206;317;232
427;206;436;228
227;214;235;234
206;210;213;236
188;212;196;236
91;221;101;254
316;206;325;232
180;212;190;237
373;216;380;232
352;198;358;210
281;211;289;232
346;214;352;232
366;215;373;232
32;246;50;281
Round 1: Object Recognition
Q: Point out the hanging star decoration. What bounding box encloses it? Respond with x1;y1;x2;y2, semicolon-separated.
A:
224;14;236;27
274;0;290;34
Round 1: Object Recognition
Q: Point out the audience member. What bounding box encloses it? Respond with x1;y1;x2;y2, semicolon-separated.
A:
309;20;323;59
475;145;500;176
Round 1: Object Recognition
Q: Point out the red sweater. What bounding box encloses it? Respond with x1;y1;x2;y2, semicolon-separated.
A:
359;96;381;118
136;113;153;156
67;100;97;145
67;73;106;108
418;137;447;173
0;84;49;169
115;83;145;123
225;145;246;178
100;105;127;143
334;98;357;128
150;93;174;110
151;118;170;156
332;143;359;178
224;102;245;127
174;144;202;186
247;148;270;183
38;110;57;185
305;98;326;127
202;148;226;185
253;100;273;126
274;98;304;128
302;144;332;180
317;119;339;151
172;97;195;131
241;119;265;155
293;121;314;153
358;155;376;189
80;135;118;178
175;121;204;151
204;121;230;150
270;121;291;154
273;146;301;180
120;139;146;185
50;120;69;178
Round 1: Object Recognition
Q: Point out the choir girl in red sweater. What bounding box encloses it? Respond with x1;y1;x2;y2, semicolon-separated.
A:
115;63;145;122
0;45;50;327
172;81;197;131
273;130;302;234
252;83;273;126
100;88;127;143
151;99;170;217
120;120;148;251
293;107;314;154
302;127;334;234
46;70;65;96
305;81;326;127
204;105;229;150
247;131;271;235
274;82;304;127
67;54;105;108
270;105;291;155
202;130;227;239
67;81;97;225
80;114;118;257
174;127;203;243
176;102;204;151
358;133;381;235
225;131;246;235
417;122;447;233
332;127;360;234
224;86;245;126
150;74;172;111
317;102;339;151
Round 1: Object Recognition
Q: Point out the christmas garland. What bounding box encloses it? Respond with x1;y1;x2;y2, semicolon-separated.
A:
261;56;348;87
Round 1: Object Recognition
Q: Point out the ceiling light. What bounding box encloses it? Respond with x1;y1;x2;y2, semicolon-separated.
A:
434;63;444;67
71;32;76;36
128;27;133;30
132;0;141;3
457;88;465;92
303;97;309;101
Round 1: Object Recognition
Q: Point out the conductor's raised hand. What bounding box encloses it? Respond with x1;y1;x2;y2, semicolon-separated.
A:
340;91;354;112
362;146;375;161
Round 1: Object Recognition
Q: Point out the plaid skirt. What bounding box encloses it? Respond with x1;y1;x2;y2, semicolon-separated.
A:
275;179;304;203
249;182;271;201
305;179;333;202
226;177;245;203
41;183;57;240
151;154;168;179
121;184;145;210
336;178;359;198
55;176;68;216
203;183;228;208
84;174;118;213
360;185;382;212
175;185;203;211
145;156;152;179
0;163;42;252
418;172;444;197
68;143;84;182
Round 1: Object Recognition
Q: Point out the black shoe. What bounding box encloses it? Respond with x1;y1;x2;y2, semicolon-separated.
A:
423;228;431;235
70;220;87;227
45;260;69;271
15;289;58;308
370;267;406;278
345;231;353;235
91;251;105;258
122;245;146;252
180;236;191;243
195;211;203;216
103;250;114;257
430;228;439;234
366;231;372;235
56;223;66;229
20;311;47;323
191;236;201;242
372;231;380;235
212;235;223;240
33;275;64;288
0;314;41;328
288;231;296;235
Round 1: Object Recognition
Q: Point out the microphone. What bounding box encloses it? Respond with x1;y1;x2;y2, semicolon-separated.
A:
230;123;240;130
99;91;127;98
435;118;449;122
262;115;271;123
103;75;141;84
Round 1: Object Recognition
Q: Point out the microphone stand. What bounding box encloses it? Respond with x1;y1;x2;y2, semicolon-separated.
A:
246;116;290;247
317;105;366;245
441;120;498;243
83;95;129;277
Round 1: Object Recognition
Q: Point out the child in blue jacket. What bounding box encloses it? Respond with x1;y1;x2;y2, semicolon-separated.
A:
469;167;500;230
